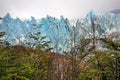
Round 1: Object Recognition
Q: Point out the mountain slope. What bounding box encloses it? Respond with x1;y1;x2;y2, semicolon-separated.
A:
110;9;120;14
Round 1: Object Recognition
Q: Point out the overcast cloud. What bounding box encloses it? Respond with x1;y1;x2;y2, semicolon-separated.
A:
0;0;120;19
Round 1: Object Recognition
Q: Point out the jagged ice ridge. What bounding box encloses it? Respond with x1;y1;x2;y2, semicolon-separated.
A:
0;11;120;53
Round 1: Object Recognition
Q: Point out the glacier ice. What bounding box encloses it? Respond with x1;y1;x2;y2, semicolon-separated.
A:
0;11;120;53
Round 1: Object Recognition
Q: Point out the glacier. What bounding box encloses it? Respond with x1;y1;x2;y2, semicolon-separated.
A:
0;11;120;53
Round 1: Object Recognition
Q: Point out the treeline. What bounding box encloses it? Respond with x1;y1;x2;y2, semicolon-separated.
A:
0;30;120;80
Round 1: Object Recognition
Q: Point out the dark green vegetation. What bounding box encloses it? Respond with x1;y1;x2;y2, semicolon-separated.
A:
0;30;120;80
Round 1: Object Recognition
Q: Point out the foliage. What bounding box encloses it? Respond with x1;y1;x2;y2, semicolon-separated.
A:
0;46;55;80
0;29;120;80
28;31;52;51
0;32;10;47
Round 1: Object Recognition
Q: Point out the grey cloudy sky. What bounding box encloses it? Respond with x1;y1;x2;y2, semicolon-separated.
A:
0;0;120;19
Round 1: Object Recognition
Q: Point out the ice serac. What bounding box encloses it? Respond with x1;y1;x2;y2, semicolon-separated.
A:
0;14;73;53
39;16;73;53
0;11;120;53
0;13;29;44
76;11;120;39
